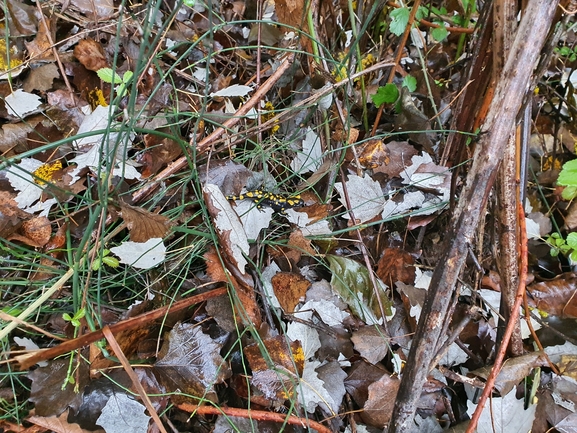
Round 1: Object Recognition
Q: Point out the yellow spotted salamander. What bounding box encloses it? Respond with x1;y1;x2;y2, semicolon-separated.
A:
226;190;303;213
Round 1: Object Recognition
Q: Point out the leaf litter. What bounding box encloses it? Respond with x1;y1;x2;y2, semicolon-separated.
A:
0;1;576;432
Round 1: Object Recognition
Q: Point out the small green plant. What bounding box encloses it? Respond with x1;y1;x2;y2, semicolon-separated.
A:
545;232;577;262
555;46;577;63
62;307;86;328
370;75;417;107
557;159;577;200
91;249;120;271
97;68;134;98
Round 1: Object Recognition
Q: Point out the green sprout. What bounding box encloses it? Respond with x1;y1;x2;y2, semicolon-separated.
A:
97;68;134;98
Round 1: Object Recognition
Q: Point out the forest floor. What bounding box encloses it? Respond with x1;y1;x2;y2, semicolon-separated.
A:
1;0;577;432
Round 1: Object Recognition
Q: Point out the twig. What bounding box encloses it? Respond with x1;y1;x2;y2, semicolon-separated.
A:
176;402;333;433
102;326;168;433
465;200;528;433
16;288;227;370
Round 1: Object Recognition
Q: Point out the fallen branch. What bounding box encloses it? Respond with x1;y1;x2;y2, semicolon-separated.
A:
177;402;333;433
16;288;227;370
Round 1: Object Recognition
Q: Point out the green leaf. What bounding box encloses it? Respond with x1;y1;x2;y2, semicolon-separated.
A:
97;68;123;84
415;6;427;21
183;0;195;6
102;256;120;268
570;250;577;262
63;313;72;322
550;248;559;257
371;83;399;107
566;232;577;249
92;259;102;271
562;185;577;200
326;255;393;324
122;70;134;84
390;7;410;36
557;159;577;187
402;75;417;92
431;25;449;42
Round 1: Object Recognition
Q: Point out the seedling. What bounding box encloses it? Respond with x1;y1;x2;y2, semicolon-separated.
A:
91;249;120;271
97;68;134;98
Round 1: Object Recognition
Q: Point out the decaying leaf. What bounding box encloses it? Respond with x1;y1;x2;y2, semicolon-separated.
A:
271;272;310;313
96;393;150;433
154;322;231;401
73;39;109;72
203;183;250;274
109;238;166;270
527;273;577;318
118;202;172;242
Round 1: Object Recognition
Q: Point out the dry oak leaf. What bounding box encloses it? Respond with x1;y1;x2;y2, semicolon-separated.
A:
28;409;101;433
73;39;108;72
119;202;172;243
376;247;416;287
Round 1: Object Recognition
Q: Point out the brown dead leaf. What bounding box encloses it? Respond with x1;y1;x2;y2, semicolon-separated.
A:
351;326;389;364
376;247;416;287
527;272;577;318
374;141;419;178
23;63;60;92
355;138;391;169
69;0;115;19
140;133;183;178
24;15;56;62
119;202;172;242
362;372;400;428
13;216;51;247
0;192;30;239
73;39;109;72
245;335;304;405
28;409;100;433
271;272;310;313
6;0;37;36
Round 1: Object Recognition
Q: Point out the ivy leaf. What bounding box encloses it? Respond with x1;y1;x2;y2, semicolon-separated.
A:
390;7;410;36
402;75;417;92
97;68;123;84
557;159;577;187
371;83;399;107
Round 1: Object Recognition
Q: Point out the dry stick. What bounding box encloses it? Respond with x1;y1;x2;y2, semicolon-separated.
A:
495;0;524;357
465;201;528;433
132;52;296;203
176;402;333;433
102;326;169;433
370;0;421;138
388;1;559;432
17;288;227;370
131;58;395;204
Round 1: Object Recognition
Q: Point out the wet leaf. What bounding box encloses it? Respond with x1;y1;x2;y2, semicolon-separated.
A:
527;273;577;318
73;39;109;72
271;272;310;313
327;255;393;324
96;393;150;433
110;238;166;270
154;322;231;401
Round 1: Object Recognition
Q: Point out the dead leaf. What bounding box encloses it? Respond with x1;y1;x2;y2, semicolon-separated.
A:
0;193;30;239
139;133;183;178
74;39;109;72
154;322;231;402
6;0;37;36
118;202;172;242
351;326;389;364
355;138;391;169
374;141;419;178
271;272;310;313
527;273;577;318
28;409;100;433
245;335;304;406
19;216;51;247
24;15;56;62
376;248;416;287
362;372;400;428
23;63;60;92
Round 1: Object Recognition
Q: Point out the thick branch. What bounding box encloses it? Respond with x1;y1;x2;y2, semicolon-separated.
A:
388;1;560;431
